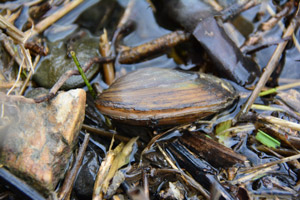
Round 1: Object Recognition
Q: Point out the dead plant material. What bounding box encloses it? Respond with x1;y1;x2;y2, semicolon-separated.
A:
237;16;297;118
6;8;22;24
239;153;300;174
118;30;190;64
26;0;84;37
258;114;300;132
111;0;136;49
93;141;122;200
179;132;247;168
232;165;278;185
18;55;40;95
25;41;48;56
157;144;210;199
243;36;292;54
259;123;300;150
93;137;138;199
29;1;51;19
82;124;137;144
0;15;26;44
241;2;293;49
58;133;90;200
141;124;190;157
258;146;300;170
221;0;261;21
99;29;115;85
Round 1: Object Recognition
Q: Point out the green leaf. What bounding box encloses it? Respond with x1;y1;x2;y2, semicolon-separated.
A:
256;129;280;148
215;120;232;144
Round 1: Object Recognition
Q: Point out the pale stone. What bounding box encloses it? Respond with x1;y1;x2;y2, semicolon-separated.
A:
0;89;86;195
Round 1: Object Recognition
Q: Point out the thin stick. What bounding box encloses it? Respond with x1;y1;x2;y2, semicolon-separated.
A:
237;18;297;118
58;133;90;200
111;0;136;47
27;0;84;37
240;153;300;174
231;165;277;184
81;124;132;143
118;31;189;64
6;57;24;95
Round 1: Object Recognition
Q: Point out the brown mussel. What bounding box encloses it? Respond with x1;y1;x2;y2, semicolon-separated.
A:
95;68;237;126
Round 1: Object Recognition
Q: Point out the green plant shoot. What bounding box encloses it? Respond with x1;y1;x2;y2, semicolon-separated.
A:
70;51;96;98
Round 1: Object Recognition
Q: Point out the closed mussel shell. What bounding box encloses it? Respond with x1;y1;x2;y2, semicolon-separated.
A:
96;68;237;126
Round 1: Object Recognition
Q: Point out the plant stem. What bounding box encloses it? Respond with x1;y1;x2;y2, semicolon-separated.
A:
70;51;96;98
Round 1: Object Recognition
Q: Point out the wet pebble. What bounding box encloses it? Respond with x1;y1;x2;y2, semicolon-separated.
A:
33;30;100;89
0;89;86;195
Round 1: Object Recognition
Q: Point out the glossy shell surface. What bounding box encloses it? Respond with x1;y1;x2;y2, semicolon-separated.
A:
96;68;237;125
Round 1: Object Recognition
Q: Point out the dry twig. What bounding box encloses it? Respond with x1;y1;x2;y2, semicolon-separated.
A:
26;0;84;37
237;17;297;119
58;133;90;200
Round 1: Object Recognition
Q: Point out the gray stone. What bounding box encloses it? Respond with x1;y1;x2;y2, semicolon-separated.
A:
33;30;100;89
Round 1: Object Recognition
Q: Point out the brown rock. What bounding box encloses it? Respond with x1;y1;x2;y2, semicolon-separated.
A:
0;89;86;195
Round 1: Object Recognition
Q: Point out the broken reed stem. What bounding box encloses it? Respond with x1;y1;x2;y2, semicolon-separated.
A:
251;104;284;112
58;133;90;200
237;18;296;118
93;150;116;200
258;115;300;131
240;153;300;174
259;81;300;96
232;165;278;185
70;51;96;98
0;15;26;44
99;29;115;85
26;0;84;37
